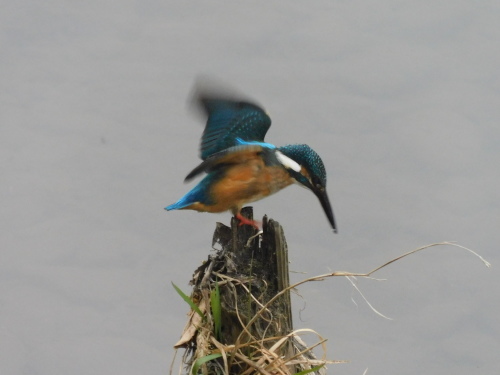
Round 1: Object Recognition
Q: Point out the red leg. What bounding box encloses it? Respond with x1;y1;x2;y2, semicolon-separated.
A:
235;212;261;230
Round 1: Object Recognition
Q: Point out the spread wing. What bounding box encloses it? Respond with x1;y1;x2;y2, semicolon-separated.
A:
196;94;272;160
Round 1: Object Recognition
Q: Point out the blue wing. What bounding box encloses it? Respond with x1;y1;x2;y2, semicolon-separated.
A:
196;94;272;160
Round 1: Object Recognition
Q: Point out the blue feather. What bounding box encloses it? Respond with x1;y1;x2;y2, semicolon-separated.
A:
197;97;271;159
165;173;218;210
278;144;327;185
235;137;276;149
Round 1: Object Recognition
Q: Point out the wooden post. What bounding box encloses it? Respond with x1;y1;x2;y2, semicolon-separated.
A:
174;207;325;374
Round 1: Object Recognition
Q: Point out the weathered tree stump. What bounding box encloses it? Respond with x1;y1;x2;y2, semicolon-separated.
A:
174;207;325;374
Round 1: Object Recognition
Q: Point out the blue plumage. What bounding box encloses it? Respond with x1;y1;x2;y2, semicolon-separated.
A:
278;144;327;186
235;137;276;150
165;82;337;232
198;97;271;159
165;173;219;210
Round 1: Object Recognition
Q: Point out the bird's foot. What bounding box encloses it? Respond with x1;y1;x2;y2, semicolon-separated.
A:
235;212;261;230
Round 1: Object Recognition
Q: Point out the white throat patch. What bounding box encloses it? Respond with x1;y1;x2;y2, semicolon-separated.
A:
275;151;301;172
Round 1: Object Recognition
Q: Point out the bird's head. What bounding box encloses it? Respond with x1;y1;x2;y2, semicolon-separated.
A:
276;144;337;232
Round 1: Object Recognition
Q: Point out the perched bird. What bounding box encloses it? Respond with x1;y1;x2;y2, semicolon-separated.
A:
165;86;337;232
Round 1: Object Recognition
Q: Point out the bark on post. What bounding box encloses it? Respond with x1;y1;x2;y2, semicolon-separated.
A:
175;207;324;374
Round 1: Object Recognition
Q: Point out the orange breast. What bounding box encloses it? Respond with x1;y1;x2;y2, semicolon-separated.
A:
187;156;294;214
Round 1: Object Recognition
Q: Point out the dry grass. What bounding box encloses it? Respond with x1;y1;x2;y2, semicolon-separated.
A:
172;272;343;375
170;241;490;375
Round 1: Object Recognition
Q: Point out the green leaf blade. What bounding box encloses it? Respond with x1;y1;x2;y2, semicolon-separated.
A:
295;364;325;375
191;353;222;375
171;282;205;320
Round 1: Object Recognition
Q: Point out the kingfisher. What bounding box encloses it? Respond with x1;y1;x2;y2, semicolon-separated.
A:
165;86;337;232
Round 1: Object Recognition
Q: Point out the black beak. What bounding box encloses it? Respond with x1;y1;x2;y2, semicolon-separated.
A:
313;186;337;233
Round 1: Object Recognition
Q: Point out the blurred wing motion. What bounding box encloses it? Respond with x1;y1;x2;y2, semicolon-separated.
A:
195;93;272;160
166;81;337;232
